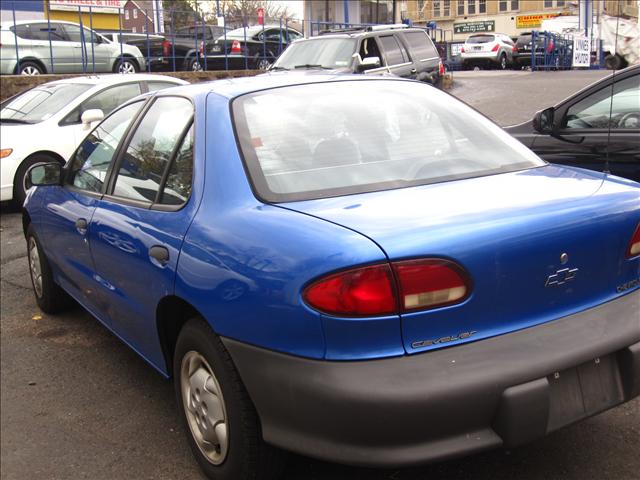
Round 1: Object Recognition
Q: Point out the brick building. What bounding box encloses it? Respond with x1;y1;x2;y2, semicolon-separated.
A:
122;0;155;33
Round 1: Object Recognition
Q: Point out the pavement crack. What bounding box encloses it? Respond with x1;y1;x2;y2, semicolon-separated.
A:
1;253;27;266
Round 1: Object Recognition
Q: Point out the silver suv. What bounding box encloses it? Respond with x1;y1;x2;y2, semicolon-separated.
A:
0;20;146;75
461;33;515;70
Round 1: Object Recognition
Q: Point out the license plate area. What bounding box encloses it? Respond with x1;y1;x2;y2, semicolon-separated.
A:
547;354;625;432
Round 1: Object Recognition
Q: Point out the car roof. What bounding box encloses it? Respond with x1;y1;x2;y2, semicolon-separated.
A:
156;72;411;101
32;74;187;88
1;19;84;28
316;27;427;39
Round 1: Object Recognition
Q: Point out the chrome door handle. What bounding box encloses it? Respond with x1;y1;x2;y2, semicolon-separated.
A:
75;218;88;235
149;245;169;266
410;68;417;74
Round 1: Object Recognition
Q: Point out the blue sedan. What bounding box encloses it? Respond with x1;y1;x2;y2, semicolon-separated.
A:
22;75;640;480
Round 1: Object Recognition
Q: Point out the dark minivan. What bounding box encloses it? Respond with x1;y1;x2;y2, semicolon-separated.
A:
270;25;445;88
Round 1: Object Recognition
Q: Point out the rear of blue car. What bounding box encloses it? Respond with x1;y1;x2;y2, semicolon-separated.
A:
21;76;639;478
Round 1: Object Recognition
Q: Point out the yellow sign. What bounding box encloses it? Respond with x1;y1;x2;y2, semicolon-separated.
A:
516;13;560;29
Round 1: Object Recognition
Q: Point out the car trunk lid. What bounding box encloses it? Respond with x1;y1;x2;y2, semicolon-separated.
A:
280;165;640;354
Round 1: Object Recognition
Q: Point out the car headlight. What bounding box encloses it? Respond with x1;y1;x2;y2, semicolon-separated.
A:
0;148;13;158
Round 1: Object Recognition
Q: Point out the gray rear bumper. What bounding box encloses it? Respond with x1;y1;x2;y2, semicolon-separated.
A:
223;290;640;467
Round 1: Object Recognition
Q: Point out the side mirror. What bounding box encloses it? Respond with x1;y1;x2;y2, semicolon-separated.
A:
81;109;104;131
358;56;381;72
25;162;62;190
533;107;554;134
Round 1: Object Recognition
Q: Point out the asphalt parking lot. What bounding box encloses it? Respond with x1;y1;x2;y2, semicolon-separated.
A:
1;70;638;480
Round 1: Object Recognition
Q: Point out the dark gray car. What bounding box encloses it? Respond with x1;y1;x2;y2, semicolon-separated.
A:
271;25;444;88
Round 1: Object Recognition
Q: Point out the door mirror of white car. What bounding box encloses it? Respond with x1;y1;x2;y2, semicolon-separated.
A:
25;162;62;190
81;109;104;130
358;56;381;72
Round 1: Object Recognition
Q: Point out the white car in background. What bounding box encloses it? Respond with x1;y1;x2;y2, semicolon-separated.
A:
461;33;516;70
0;74;187;204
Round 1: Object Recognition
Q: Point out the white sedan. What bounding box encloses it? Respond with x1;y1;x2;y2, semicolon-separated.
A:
0;74;187;204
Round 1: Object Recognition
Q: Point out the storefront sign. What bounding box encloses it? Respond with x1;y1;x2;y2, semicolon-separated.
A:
453;21;495;34
516;13;560;29
49;0;125;14
572;36;591;67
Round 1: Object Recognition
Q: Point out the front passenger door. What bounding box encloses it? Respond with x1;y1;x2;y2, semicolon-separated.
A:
89;96;197;367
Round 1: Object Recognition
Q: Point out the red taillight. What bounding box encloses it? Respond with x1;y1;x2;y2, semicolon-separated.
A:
547;40;554;52
627;224;640;258
231;39;242;54
460;46;465;53
513;45;518;53
303;259;470;317
303;264;396;316
438;60;445;75
199;40;204;55
393;259;469;311
491;44;499;52
162;39;170;57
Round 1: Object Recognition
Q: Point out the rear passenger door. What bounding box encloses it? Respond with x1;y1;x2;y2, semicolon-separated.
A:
88;96;197;367
378;34;414;79
401;30;441;83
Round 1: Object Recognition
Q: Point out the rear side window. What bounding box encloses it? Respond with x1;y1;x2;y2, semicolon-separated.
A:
10;23;66;41
111;97;193;205
233;81;544;202
378;35;407;66
403;31;438;60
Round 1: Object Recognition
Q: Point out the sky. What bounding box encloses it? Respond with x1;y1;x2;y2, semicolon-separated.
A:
195;0;305;20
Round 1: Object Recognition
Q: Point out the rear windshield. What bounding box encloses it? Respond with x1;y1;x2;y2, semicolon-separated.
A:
273;38;356;70
233;80;544;202
466;35;495;44
1;83;92;124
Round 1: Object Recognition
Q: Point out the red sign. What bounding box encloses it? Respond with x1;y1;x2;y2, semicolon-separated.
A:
257;7;265;25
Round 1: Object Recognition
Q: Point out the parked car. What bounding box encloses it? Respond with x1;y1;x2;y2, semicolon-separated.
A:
513;31;572;69
461;32;516;70
0;20;146;74
506;64;639;182
0;74;186;204
101;32;171;71
172;24;228;71
200;24;302;71
22;74;640;479
270;25;444;87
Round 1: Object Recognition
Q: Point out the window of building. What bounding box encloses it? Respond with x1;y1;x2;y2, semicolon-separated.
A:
457;0;464;15
417;0;425;16
443;0;450;16
479;0;486;13
499;0;507;12
133;8;138;19
557;0;565;6
132;26;137;33
433;0;441;17
468;0;476;15
125;9;129;20
544;0;554;7
511;0;519;10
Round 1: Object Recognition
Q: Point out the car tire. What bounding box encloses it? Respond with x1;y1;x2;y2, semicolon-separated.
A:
16;60;44;75
604;53;624;70
254;52;274;71
174;318;285;480
190;57;204;72
499;53;507;70
26;225;74;314
13;154;57;207
113;57;139;74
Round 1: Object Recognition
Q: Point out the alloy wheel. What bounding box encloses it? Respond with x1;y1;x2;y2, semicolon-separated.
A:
28;237;43;298
118;61;136;74
21;66;40;75
180;350;229;465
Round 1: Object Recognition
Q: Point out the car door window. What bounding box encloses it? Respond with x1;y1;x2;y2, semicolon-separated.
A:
359;37;383;64
146;81;179;93
111;97;193;204
61;24;84;43
67;101;144;193
264;29;282;42
60;83;142;125
403;31;438;60
11;23;66;41
379;35;408;66
564;75;640;130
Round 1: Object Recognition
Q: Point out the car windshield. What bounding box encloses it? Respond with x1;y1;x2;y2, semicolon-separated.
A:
274;38;356;70
0;83;92;124
466;35;494;44
233;80;545;202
